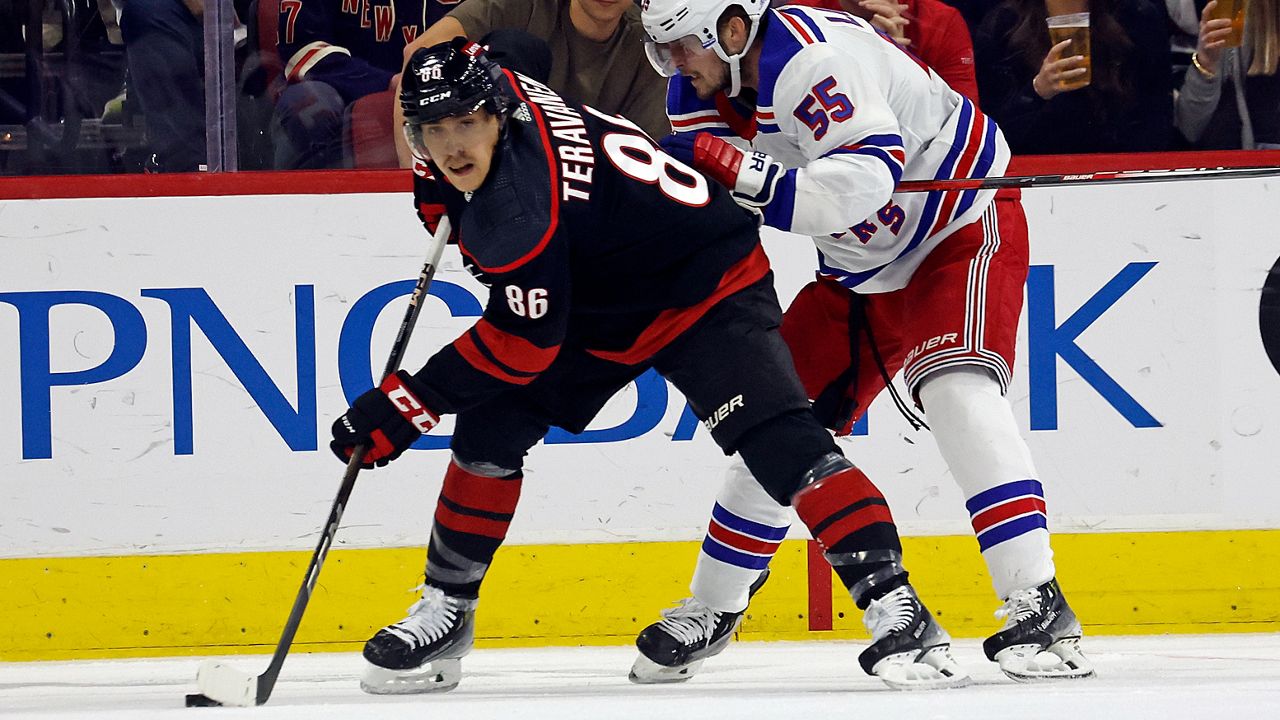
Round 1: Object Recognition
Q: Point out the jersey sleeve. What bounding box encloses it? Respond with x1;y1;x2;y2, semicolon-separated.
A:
665;76;737;139
278;1;394;103
411;181;569;416
763;43;904;237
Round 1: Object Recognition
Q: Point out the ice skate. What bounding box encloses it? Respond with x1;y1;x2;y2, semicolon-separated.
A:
360;585;476;694
859;584;970;690
984;577;1094;682
629;569;770;683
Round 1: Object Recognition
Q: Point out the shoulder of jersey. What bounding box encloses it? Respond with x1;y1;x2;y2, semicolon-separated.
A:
458;123;557;275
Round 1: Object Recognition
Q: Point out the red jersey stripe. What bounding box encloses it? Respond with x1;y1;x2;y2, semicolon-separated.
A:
585;245;770;365
453;332;539;385
473;319;559;375
672;112;724;129
778;10;817;44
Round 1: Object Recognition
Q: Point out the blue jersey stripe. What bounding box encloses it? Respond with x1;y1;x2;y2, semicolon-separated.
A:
965;479;1046;515
783;7;827;42
954;119;1000;218
852;133;905;150
828;147;904;185
711;502;790;541
976;513;1048;551
935;98;974;181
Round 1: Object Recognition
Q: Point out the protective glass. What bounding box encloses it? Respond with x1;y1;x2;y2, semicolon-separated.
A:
644;35;717;77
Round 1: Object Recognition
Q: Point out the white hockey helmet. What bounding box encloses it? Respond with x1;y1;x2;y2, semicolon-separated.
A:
640;0;769;97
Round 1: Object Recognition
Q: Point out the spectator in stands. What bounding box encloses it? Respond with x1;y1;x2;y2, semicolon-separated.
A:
973;0;1173;153
118;0;207;171
941;0;1002;35
272;1;457;169
786;0;979;101
393;0;669;166
1176;0;1280;149
1167;0;1202;76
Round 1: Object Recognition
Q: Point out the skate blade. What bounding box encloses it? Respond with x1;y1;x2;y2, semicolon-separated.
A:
360;658;462;695
996;637;1095;682
628;653;705;684
873;645;972;691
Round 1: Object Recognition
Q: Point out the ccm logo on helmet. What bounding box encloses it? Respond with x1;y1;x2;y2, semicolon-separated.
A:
421;90;453;105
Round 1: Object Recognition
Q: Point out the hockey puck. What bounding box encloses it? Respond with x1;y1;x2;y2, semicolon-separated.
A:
185;693;222;707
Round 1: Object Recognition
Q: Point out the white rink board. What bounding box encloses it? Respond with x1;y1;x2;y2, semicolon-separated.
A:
2;180;1279;558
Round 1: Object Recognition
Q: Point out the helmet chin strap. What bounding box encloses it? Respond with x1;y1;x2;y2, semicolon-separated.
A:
715;14;762;98
727;56;744;98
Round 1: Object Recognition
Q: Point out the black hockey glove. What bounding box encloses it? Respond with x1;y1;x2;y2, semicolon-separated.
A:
330;371;440;468
413;163;459;243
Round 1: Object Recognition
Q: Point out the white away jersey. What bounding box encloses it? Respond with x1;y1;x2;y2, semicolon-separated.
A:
666;6;1010;293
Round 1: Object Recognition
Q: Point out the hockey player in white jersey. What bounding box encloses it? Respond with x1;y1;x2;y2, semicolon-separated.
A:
633;0;1094;685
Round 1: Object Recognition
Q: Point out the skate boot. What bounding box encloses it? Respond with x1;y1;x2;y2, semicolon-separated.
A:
859;584;970;690
984;577;1094;682
629;568;770;683
360;585;477;694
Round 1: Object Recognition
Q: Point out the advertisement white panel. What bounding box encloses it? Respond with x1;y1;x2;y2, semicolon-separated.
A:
2;179;1278;558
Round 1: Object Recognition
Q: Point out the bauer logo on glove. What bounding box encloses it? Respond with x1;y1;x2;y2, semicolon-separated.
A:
690;132;784;210
330;371;440;468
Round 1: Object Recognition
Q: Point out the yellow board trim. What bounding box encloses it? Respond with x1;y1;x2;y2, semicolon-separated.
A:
3;529;1278;661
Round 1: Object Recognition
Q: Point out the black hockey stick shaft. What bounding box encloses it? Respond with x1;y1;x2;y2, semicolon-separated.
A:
896;164;1280;192
250;217;452;705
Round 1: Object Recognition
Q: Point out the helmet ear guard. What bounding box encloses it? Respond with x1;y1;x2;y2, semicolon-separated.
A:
400;37;519;160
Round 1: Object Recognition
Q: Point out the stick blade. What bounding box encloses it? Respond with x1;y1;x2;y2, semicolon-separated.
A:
195;659;259;707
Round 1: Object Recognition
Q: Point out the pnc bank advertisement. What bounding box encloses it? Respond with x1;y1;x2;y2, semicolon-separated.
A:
3;179;1278;561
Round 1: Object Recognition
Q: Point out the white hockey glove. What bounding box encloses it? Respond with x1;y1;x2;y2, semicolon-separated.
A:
691;132;785;211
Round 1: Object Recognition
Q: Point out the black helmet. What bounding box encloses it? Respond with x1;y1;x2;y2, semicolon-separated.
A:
401;37;517;126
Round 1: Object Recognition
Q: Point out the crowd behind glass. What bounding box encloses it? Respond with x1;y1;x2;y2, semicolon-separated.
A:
1;0;1274;176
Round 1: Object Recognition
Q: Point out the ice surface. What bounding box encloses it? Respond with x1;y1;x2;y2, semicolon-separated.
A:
2;634;1278;719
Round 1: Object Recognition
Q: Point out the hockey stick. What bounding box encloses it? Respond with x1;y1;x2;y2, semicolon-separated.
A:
896;164;1280;192
186;217;453;708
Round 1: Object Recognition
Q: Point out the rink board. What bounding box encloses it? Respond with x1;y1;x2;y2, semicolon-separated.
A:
3;530;1279;661
3;153;1280;660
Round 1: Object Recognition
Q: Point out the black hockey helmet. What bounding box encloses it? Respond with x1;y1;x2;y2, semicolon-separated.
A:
401;37;517;126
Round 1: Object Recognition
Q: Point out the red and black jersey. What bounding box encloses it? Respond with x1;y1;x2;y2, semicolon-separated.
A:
411;70;767;416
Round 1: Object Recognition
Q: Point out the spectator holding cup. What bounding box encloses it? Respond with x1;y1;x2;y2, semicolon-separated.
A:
1176;0;1280;149
973;0;1173;153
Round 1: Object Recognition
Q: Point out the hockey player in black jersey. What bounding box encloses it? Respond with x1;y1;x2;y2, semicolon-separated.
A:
329;38;967;694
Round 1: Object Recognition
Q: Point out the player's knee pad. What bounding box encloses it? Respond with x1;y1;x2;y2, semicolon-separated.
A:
734;410;840;505
917;365;1001;411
